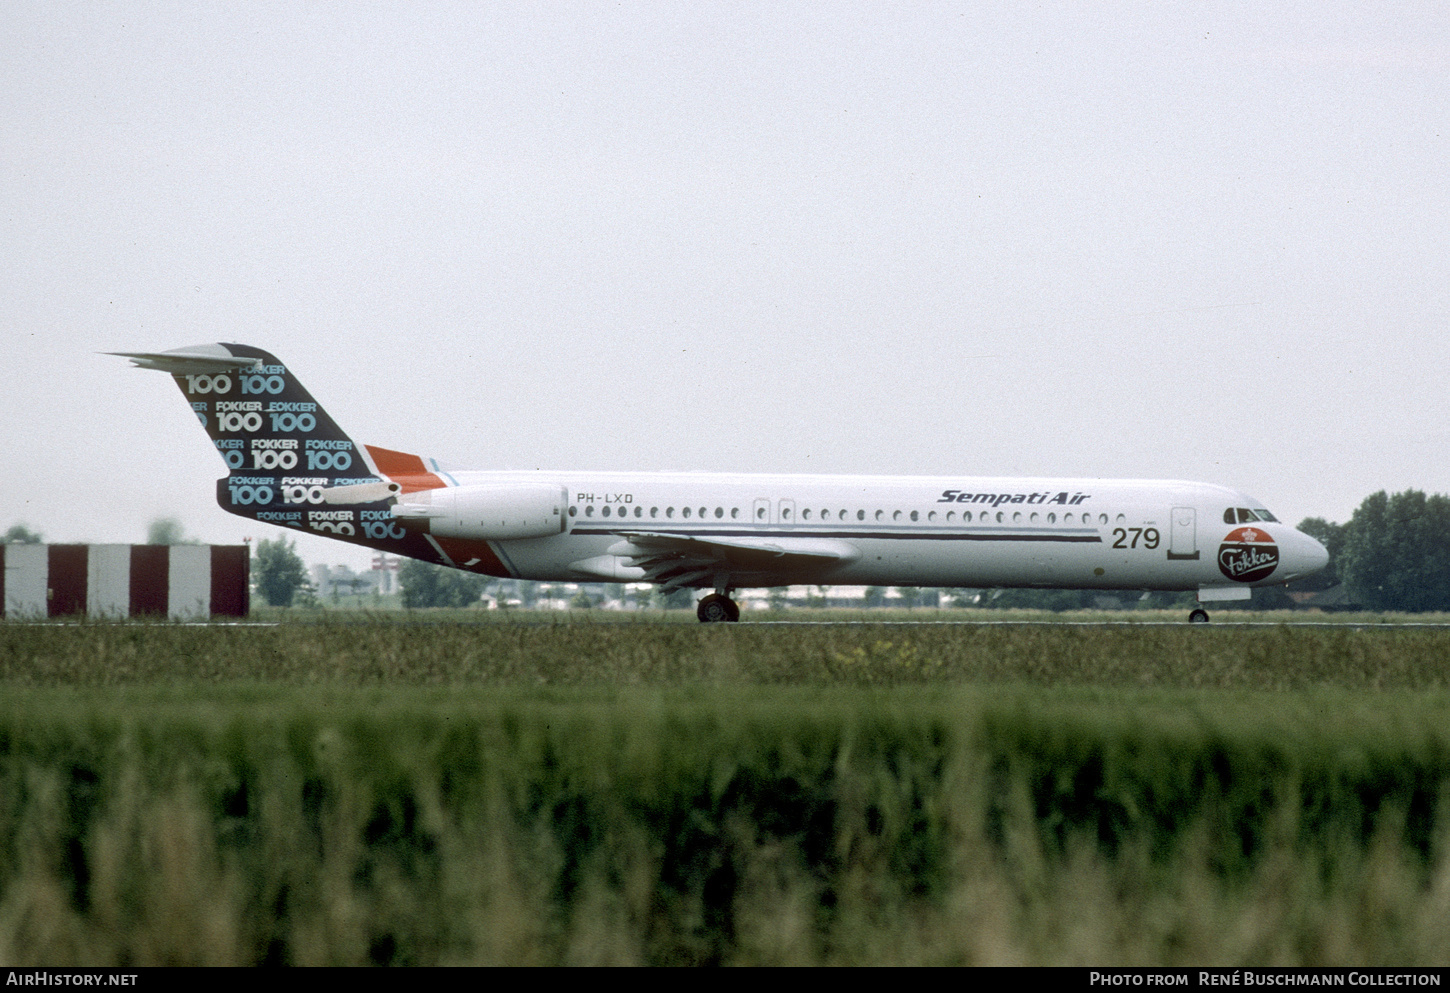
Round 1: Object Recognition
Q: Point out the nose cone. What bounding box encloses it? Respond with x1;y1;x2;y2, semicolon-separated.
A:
1284;529;1330;581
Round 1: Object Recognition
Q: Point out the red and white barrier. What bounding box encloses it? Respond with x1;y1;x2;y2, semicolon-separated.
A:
0;545;249;619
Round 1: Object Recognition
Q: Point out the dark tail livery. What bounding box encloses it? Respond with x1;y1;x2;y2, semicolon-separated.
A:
110;344;486;569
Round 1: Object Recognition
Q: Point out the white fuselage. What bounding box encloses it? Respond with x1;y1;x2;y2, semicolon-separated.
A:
410;469;1328;593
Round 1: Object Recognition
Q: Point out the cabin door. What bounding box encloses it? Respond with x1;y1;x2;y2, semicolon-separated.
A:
1168;507;1199;560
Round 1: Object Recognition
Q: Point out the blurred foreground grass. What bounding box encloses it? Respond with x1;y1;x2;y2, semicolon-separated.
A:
4;619;1450;964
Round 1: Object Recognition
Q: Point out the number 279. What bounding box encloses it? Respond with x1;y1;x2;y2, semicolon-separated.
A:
1112;527;1160;550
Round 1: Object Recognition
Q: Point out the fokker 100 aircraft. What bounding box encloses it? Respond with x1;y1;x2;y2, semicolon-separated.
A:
115;344;1329;622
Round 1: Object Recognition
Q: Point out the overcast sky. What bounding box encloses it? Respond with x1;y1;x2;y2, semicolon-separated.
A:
4;3;1447;572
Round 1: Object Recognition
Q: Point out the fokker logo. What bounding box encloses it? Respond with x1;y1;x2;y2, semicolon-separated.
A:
1218;526;1279;583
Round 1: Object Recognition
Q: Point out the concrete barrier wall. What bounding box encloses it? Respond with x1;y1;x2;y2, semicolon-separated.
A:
1;544;46;617
167;544;212;620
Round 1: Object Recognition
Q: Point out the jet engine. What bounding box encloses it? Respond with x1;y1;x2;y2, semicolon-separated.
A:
392;483;567;540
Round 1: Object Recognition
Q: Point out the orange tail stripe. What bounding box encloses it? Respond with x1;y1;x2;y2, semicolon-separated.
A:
365;445;447;494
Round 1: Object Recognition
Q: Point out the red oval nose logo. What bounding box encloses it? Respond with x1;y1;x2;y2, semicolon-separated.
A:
1218;526;1279;583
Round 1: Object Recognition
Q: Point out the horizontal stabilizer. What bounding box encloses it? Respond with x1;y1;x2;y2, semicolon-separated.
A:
108;345;262;375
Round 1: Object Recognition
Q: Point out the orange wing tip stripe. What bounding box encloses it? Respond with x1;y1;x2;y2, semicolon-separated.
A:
365;445;447;494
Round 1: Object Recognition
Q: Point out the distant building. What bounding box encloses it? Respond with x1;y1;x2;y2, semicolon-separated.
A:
312;562;382;601
0;544;249;619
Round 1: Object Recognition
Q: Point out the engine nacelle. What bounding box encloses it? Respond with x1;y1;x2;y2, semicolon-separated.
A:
392;483;567;540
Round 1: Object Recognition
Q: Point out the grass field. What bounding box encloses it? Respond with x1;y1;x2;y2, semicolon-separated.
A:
4;615;1450;965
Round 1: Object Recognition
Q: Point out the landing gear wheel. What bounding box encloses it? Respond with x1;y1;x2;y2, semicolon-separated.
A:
697;593;741;623
1189;609;1210;624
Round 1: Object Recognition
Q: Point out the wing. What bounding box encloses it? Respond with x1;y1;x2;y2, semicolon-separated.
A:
570;531;860;591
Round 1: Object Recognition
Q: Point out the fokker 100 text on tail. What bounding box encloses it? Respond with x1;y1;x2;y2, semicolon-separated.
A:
114;344;1328;622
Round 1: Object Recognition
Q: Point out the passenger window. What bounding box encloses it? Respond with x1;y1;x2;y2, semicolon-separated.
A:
1099;514;1108;525
996;511;1005;523
875;510;884;521
757;506;766;519
666;507;675;518
781;507;791;520
803;509;813;521
650;507;659;518
569;506;577;517
857;510;866;521
682;507;691;518
1116;514;1126;523
927;511;936;522
892;510;902;522
910;510;919;522
731;507;740;519
1047;512;1056;524
635;506;643;518
715;507;724;519
602;506;611;517
586;505;595;517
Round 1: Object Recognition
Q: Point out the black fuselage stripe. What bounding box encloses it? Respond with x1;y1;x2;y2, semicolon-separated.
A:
570;528;1102;543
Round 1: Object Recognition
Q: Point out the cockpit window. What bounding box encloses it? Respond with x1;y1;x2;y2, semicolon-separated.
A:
1226;506;1279;524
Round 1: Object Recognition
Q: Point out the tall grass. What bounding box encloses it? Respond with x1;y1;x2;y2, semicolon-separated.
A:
3;682;1450;964
5;622;1450;964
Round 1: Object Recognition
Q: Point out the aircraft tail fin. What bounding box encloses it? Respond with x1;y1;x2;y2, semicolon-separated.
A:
112;343;369;480
111;343;431;539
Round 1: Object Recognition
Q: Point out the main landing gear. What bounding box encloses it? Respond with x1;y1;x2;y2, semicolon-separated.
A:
1188;608;1210;623
697;592;741;623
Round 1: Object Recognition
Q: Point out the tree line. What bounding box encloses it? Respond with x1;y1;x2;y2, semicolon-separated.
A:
1297;490;1450;612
